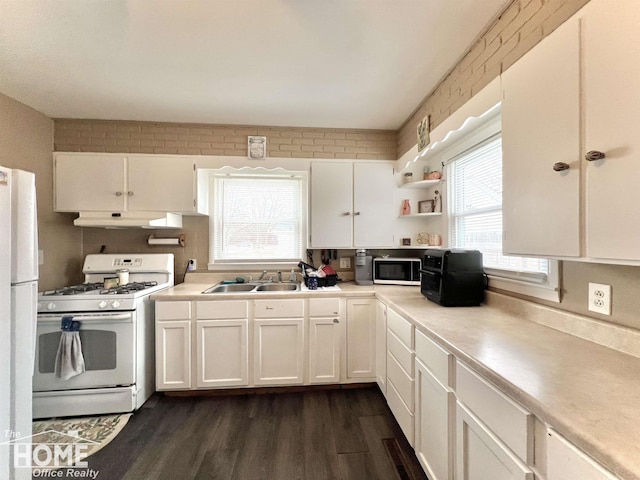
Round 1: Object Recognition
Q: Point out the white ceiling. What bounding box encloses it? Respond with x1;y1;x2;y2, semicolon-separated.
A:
0;0;509;130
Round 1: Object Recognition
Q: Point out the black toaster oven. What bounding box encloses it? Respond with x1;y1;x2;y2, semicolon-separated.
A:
420;249;486;306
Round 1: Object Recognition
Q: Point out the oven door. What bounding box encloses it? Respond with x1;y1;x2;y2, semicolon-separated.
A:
33;312;135;391
420;268;442;301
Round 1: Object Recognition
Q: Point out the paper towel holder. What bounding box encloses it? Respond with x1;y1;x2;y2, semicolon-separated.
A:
147;234;186;247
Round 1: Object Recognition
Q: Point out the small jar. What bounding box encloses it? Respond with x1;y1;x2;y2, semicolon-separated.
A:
307;273;318;290
117;269;129;286
403;172;413;184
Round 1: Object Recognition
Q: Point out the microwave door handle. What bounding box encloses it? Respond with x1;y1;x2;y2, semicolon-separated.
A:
37;313;133;323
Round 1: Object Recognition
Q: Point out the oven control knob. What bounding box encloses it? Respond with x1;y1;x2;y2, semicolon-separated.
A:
47;302;56;311
98;301;108;309
111;301;121;309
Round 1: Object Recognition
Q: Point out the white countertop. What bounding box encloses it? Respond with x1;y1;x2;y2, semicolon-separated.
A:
152;280;640;479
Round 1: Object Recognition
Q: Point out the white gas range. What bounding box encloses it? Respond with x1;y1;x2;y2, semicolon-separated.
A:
33;253;174;419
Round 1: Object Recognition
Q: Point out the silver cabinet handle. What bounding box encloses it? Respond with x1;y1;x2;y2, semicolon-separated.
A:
115;191;123;196
585;150;606;161
353;211;361;216
333;319;339;323
343;212;351;216
553;162;570;172
127;191;134;196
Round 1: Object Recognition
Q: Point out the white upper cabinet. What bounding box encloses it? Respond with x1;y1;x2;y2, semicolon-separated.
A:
54;153;204;214
502;0;640;263
310;161;395;248
501;15;581;258
582;0;640;261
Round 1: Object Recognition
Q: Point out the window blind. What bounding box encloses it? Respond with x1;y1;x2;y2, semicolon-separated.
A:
448;135;549;280
213;175;304;262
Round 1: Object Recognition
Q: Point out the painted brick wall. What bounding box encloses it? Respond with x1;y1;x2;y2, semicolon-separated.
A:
54;119;397;160
397;0;591;158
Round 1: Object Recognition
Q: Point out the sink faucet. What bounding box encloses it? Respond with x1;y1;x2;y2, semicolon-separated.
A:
259;270;268;281
277;271;282;283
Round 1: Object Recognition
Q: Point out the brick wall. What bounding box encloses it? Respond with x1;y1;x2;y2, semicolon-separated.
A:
397;0;591;158
54;119;397;160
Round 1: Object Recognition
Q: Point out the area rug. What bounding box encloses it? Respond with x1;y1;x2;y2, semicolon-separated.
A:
31;413;131;468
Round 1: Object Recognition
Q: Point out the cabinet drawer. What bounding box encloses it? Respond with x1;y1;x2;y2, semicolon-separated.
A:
387;379;414;447
196;300;248;320
387;308;413;348
546;428;617;480
156;301;191;320
387;330;414;376
254;299;304;318
309;298;340;317
456;361;533;462
387;352;414;411
415;329;453;388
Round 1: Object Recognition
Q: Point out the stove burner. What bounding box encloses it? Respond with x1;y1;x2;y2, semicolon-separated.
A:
43;281;158;296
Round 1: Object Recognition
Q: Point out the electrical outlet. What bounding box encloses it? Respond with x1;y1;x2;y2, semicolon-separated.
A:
340;257;351;269
187;259;197;271
588;282;611;315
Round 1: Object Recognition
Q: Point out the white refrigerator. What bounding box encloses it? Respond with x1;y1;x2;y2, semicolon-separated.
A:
0;166;38;480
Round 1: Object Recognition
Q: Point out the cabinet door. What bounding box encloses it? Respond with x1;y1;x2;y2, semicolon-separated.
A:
415;359;455;480
54;154;126;212
456;402;534;480
196;320;248;388
583;0;640;260
546;428;617;480
254;319;304;385
501;16;580;257
156;321;191;390
308;317;340;383
127;156;196;213
375;300;387;395
353;162;395;247
346;298;375;379
310;162;353;248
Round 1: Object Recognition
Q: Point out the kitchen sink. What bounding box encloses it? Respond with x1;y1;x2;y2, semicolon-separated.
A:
202;283;257;294
202;282;300;294
255;283;300;292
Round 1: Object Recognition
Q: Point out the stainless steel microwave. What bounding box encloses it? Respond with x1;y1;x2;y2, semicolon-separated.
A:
373;257;421;286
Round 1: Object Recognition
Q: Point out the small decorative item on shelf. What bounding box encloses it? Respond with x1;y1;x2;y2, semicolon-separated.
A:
401;199;411;215
429;233;442;246
403;172;413;184
417;232;430;245
418;199;434;213
427;171;442;180
433;190;442;212
402;238;411;246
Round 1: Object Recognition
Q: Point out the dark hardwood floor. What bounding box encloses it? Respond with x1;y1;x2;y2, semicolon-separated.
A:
84;386;428;480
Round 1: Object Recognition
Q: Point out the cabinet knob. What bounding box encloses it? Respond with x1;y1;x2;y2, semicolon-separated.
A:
333;319;339;323
553;162;570;172
115;191;123;196
585;150;606;161
353;211;361;216
127;191;134;196
343;212;351;216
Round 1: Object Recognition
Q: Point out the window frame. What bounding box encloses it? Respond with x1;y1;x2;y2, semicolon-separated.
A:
207;166;308;271
442;114;561;302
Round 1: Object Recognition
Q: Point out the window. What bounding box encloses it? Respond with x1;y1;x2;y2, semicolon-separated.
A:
446;130;559;302
210;171;306;267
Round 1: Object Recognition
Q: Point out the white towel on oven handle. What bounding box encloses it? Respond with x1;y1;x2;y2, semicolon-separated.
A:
54;319;86;380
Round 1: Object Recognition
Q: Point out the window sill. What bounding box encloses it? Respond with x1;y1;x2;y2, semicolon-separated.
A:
208;261;300;272
488;275;560;303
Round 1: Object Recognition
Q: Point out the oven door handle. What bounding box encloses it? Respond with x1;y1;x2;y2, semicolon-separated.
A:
37;313;133;323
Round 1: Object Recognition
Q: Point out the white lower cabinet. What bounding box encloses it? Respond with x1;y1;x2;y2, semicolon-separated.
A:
254;299;305;386
345;298;376;379
456;401;534;480
308;298;341;384
155;301;192;390
196;320;248;388
375;300;387;396
546;429;618;480
414;330;455;480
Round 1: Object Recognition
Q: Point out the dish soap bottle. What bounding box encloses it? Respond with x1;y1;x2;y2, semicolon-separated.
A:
289;268;296;283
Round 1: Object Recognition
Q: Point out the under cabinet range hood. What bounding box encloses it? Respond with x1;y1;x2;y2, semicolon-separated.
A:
73;212;183;229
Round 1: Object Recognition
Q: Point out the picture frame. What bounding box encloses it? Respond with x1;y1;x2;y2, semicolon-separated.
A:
248;136;267;160
402;237;411;246
418;199;434;213
417;115;430;152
